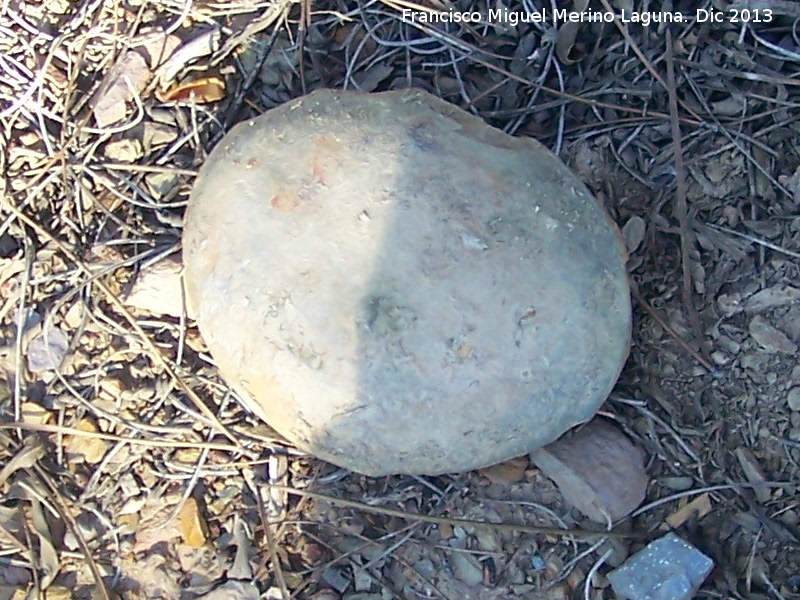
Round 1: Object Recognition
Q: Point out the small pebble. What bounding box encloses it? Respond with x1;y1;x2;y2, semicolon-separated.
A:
711;351;729;366
621;216;646;254
414;559;436;579
788;574;800;591
353;568;373;592
716;334;741;354
449;552;483;587
26;328;69;373
661;476;694;491
597;537;629;567
788;388;800;412
124;256;192;318
322;567;350;594
530;555;546;572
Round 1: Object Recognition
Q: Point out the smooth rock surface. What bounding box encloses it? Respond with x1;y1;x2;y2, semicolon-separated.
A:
183;89;631;475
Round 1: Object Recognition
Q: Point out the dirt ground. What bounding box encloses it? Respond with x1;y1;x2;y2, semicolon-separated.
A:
2;0;800;599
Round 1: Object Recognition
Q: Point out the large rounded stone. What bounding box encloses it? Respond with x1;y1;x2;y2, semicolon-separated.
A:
183;89;631;476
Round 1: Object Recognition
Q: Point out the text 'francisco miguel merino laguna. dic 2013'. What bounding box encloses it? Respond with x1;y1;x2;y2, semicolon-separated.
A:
401;7;774;27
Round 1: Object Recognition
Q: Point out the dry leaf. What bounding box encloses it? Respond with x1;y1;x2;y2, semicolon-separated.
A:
744;284;800;314
666;493;713;528
178;497;209;548
117;513;139;535
20;402;51;425
735;448;771;504
133;510;182;553
135;26;182;69
195;581;259;600
450;551;483;586
266;454;288;520
749;315;797;354
555;0;589;64
479;456;528;484
156;77;225;104
0;436;45;486
40;585;70;600
155;30;221;85
64;419;109;465
228;517;253;580
29;499;58;589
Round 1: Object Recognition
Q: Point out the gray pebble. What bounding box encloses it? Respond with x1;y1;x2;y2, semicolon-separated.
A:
788;387;800;411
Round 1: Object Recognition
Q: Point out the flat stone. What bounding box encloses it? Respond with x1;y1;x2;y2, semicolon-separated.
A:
608;533;714;600
530;419;648;523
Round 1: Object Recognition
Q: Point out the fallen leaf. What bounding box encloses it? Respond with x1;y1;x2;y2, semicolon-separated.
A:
20;402;51;425
156;77;225;103
194;581;259;600
228;516;253;580
179;497;209;548
133;508;182;553
735;448;771;503
103;138;143;162
479;456;528;484
744;284;800;314
749;315;797;354
450;551;483;586
64;419;109;465
155;30;221;86
666;493;713;528
118;552;182;599
555;0;589;64
39;585;70;600
117;513;139;535
135;26;182;69
0;585;27;600
29;499;58;589
0;436;45;486
266;454;288;520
